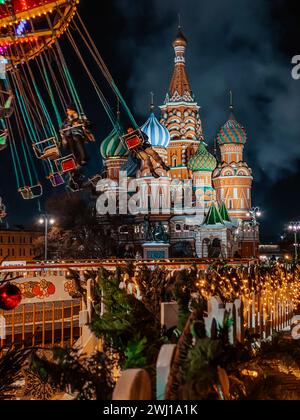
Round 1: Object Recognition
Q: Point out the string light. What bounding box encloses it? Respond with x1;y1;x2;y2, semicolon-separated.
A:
189;263;300;319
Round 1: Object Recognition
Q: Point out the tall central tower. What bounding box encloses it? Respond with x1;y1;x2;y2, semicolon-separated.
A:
160;28;202;181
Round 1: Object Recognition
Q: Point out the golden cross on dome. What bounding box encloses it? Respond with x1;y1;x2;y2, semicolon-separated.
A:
178;13;181;29
150;92;155;111
230;90;234;110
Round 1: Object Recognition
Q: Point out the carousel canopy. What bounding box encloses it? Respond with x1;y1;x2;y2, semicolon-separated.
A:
0;0;79;67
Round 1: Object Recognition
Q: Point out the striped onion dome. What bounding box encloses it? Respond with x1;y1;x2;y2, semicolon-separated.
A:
141;112;171;148
217;111;247;145
100;126;127;159
188;141;217;172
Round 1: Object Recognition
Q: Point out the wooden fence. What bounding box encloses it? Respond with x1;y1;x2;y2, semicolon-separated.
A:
0;300;82;353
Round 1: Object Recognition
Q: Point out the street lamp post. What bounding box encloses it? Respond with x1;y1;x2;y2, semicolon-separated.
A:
288;222;300;263
246;207;262;259
39;215;55;260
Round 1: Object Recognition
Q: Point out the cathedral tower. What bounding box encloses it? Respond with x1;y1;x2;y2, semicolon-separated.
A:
212;94;253;220
160;27;202;180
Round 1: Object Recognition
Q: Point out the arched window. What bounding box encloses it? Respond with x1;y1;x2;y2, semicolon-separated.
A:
209;238;222;258
202;238;211;258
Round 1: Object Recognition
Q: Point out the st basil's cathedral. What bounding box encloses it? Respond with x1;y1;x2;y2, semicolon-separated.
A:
99;27;259;260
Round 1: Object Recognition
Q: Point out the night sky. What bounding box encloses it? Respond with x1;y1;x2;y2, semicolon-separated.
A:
1;0;300;243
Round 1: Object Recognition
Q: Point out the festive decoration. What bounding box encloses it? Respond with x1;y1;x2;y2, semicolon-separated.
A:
15;279;55;299
15;19;28;36
0;347;33;400
21;368;57;400
91;268;167;371
30;348;116;400
0;283;22;310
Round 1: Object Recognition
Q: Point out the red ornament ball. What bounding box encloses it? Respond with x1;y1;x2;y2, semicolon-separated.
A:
0;283;22;311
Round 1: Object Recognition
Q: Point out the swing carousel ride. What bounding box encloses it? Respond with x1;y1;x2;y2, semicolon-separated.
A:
0;0;142;213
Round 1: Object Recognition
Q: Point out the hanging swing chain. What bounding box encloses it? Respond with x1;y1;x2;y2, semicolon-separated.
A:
36;54;62;126
47;9;125;129
65;30;118;128
43;50;68;113
15;69;45;139
10;72;40;185
1;78;23;188
48;9;85;116
74;12;139;129
6;118;24;188
15;66;55;174
14;50;57;174
55;40;83;115
12;70;43;141
49;47;71;107
10;70;51;179
25;62;57;139
44;14;74;113
14;42;49;137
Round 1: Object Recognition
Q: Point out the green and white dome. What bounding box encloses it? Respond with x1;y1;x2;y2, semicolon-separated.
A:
188;142;217;172
100;127;128;159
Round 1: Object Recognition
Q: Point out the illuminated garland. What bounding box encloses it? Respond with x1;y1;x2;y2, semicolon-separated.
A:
194;263;300;313
0;0;79;26
125;263;300;313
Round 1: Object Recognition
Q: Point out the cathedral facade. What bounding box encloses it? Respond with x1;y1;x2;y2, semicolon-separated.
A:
98;28;258;260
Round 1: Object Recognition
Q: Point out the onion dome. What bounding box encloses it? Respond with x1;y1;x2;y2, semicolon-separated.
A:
173;27;188;48
100;126;127;159
141;112;171;148
217;115;247;145
217;92;247;145
188;141;217;172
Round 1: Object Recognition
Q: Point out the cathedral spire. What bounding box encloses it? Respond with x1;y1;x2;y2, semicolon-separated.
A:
168;25;193;102
230;90;234;111
229;90;236;120
150;91;155;111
